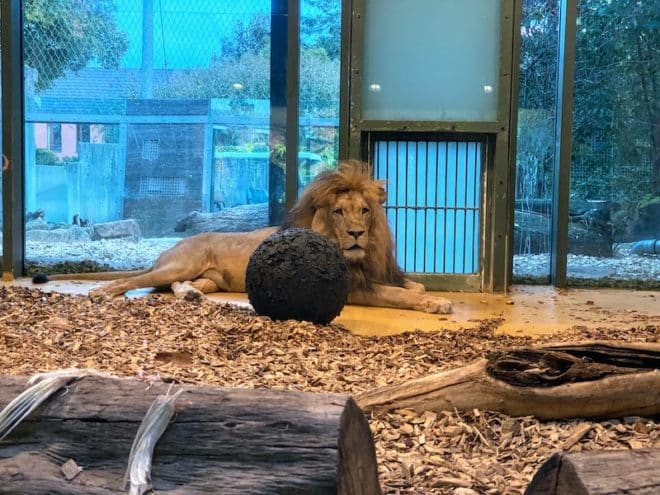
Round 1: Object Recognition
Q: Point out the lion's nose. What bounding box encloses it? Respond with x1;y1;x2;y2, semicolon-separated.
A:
348;229;365;239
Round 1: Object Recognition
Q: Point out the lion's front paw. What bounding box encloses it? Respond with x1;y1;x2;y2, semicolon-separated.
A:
417;296;453;314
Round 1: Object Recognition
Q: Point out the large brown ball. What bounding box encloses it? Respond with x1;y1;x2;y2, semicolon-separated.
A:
246;228;350;324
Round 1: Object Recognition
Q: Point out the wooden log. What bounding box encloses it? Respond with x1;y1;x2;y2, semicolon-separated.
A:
524;449;660;494
357;342;660;420
0;375;380;494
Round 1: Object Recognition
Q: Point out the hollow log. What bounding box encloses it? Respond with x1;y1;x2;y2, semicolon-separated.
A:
524;449;660;494
357;342;660;420
0;375;380;495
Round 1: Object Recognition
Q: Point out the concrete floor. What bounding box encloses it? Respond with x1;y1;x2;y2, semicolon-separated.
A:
3;277;658;337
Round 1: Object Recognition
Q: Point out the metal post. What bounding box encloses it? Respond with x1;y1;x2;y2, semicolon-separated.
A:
550;0;577;287
1;0;25;280
269;0;300;225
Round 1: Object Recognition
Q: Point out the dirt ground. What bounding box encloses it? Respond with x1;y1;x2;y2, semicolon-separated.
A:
0;285;658;494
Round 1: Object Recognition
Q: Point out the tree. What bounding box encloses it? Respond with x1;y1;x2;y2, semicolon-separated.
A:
518;0;659;202
24;0;128;92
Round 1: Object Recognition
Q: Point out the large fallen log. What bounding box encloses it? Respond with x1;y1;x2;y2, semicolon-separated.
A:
357;342;660;420
524;449;660;494
0;375;380;494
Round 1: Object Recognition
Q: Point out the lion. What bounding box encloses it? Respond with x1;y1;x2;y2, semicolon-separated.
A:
33;161;452;314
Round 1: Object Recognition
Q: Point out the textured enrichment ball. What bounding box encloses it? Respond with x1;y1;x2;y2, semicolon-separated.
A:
246;228;350;324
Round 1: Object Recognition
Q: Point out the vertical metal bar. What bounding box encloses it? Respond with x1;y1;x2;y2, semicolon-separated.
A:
269;0;300;224
434;141;439;273
453;141;459;273
473;142;480;272
395;140;399;262
403;141;409;270
507;0;523;284
285;0;300;210
1;0;25;279
423;141;429;273
347;0;365;159
462;143;469;274
338;0;352;160
413;140;418;272
551;0;577;287
443;141;448;273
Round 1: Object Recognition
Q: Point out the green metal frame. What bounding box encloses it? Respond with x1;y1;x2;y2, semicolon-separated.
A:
1;0;25;280
341;0;519;292
550;0;577;288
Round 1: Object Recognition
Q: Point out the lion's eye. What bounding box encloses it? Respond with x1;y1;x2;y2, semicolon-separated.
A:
362;207;370;215
333;208;343;216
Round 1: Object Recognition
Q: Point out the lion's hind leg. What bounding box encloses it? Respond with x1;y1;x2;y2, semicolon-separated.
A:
89;264;202;302
171;278;219;302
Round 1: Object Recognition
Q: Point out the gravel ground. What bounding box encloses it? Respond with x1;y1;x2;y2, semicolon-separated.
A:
514;244;659;285
15;237;660;285
0;287;658;494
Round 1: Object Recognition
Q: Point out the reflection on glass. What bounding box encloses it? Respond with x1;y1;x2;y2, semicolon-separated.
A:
298;0;341;190
22;0;275;274
568;0;659;288
513;0;560;284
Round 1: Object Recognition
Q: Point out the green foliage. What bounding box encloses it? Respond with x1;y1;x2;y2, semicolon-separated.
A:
35;148;62;165
24;0;128;92
518;0;660;209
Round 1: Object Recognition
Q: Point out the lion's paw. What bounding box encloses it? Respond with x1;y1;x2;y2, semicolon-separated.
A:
89;288;112;304
418;296;453;314
183;288;204;302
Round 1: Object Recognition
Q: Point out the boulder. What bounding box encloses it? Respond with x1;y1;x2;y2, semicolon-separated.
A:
91;219;141;242
25;226;92;243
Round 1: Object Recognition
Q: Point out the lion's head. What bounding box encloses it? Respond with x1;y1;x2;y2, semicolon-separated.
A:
284;160;405;289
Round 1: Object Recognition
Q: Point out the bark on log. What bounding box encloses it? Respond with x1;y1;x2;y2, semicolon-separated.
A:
524;449;660;494
357;342;660;420
0;375;380;495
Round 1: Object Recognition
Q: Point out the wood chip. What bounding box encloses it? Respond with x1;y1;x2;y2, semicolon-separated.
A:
60;458;83;481
563;423;593;450
0;286;657;495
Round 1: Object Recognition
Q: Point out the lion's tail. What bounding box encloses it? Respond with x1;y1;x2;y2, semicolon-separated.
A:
32;268;152;284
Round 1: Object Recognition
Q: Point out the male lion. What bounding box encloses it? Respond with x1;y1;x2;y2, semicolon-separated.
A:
34;161;452;314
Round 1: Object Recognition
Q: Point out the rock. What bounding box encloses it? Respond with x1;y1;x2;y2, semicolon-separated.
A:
25;226;92;243
25;217;49;231
91;219;141;242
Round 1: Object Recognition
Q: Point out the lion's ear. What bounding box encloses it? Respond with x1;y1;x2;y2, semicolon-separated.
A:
376;181;387;204
311;207;332;237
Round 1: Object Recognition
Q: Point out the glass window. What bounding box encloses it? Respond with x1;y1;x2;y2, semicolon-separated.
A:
298;0;341;192
513;0;560;284
22;0;281;274
361;0;502;121
567;0;659;287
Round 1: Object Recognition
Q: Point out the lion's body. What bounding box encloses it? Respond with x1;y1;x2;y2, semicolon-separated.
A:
36;161;452;313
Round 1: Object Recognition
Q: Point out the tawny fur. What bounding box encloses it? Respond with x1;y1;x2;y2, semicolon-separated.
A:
35;161;452;314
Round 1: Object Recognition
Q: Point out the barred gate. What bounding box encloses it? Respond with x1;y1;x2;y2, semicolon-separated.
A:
371;136;484;275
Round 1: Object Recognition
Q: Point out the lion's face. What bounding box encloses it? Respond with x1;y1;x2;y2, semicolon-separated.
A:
328;191;374;262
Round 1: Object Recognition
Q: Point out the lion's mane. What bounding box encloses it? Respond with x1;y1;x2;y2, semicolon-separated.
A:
284;160;406;290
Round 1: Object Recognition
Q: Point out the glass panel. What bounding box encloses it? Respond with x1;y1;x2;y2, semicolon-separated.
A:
513;0;560;284
567;0;659;288
362;0;501;121
23;0;275;274
373;138;482;274
298;0;341;194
